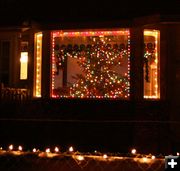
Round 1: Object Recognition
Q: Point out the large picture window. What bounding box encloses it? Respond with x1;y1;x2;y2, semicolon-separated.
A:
51;30;130;99
144;30;160;99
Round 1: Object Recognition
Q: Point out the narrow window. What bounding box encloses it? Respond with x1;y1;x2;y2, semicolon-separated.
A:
20;52;28;80
20;41;28;80
144;30;160;99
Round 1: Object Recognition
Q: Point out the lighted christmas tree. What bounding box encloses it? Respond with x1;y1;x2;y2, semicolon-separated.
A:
69;36;129;98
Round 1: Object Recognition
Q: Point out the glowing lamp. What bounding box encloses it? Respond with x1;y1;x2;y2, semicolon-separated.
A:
103;154;108;159
131;148;136;155
76;155;84;161
45;148;50;153
142;157;148;163
69;146;74;152
9;144;13;151
54;147;59;153
18;146;23;151
151;155;156;160
33;148;37;153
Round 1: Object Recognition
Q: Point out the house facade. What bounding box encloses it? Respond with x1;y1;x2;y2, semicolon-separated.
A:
0;14;180;154
0;17;163;101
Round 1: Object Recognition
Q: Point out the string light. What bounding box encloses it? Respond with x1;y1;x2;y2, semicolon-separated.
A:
69;146;74;152
142;157;148;163
33;148;37;153
18;145;23;151
131;148;137;155
54;147;59;153
152;155;156;160
0;144;171;168
75;155;85;161
103;154;108;159
34;32;42;97
45;148;50;153
9;144;13;151
53;30;129;37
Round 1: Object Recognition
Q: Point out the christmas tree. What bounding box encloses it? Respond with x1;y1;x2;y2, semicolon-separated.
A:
70;36;129;98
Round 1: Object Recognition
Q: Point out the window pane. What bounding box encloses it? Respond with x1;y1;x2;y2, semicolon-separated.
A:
144;30;160;99
51;30;130;99
20;52;28;80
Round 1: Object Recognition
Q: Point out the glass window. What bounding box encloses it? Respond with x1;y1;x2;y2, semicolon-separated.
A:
144;30;160;99
20;52;28;80
20;42;28;80
51;29;130;99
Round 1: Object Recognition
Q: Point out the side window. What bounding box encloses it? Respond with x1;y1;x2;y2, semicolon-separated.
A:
143;30;160;99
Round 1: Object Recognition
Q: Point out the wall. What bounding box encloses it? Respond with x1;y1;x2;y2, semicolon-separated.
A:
166;24;180;150
0;31;20;87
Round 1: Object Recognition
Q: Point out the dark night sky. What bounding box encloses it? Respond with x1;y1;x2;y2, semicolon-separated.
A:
0;0;180;25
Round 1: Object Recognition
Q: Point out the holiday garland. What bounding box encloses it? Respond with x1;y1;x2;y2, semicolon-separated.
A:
54;43;128;69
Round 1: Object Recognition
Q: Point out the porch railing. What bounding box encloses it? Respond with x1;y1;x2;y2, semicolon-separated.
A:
0;87;30;102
